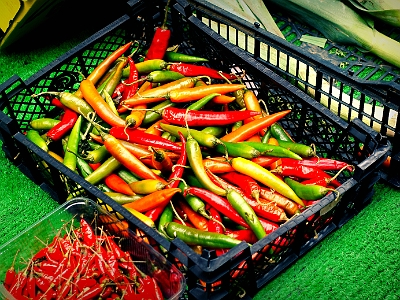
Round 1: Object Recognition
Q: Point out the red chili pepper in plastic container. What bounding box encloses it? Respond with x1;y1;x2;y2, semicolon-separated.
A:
161;107;261;127
46;107;78;141
144;0;171;60
168;62;237;80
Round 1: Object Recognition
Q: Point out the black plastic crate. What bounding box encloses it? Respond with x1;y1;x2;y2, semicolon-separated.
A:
184;0;400;188
0;0;391;299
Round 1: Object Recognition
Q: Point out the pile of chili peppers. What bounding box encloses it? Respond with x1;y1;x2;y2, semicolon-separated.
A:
3;217;167;300
24;3;356;291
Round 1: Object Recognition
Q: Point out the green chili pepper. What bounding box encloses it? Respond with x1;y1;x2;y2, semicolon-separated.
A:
241;141;303;160
85;145;110;164
159;123;222;149
164;222;242;248
184;173;204;189
277;140;316;158
63;115;82;171
142;100;176;126
187;93;220;111
104;192;143;205
226;189;266;240
145;70;185;83
158;203;174;237
76;156;94;178
178;182;210;220
122;59;168;77
284;177;337;201
30;118;60;131
270;122;293;142
26;129;48;152
261;128;272;143
58;92;95;119
215;141;260;159
231;120;243;132
186;135;227;196
84;156;121;185
163;51;209;63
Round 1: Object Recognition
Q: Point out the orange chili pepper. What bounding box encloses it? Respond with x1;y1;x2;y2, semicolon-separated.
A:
220;110;291;142
123;188;181;212
144;119;164;136
178;200;208;231
202;157;235;173
80;79;126;127
75;41;133;98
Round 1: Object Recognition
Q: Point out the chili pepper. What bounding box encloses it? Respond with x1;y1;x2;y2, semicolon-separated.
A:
201;126;225;138
273;159;338;181
227;189;266;240
215;141;260;159
109;126;181;152
150;147;173;173
129;179;166;194
261;128;272;143
26;129;48;152
126;104;147;128
4;250;19;288
75;41;133;98
277;140;316;158
202;157;235;173
117;168;140;184
30;118;60;131
221;110;291;142
84;144;110;164
97;130;168;184
164;222;242;248
102;57;128;97
168;83;245;103
161;106;260;127
241;141;303;160
80;79;126;127
167;62;237;80
123;188;181;212
121;57;140;101
184;172;204;188
231;157;305;207
121;75;198;109
163;50;209;63
212;94;236;104
284;177;337;201
77;283;103;300
178;200;208;231
157;202;174;236
84;156;121;185
221;171;261;201
243;89;263;121
165;132;187;189
104;192;142;205
294;156;354;172
186;134;227;196
136;70;185;84
184;187;249;228
63;115;82;171
270;122;294;142
145;0;171;60
259;187;301;216
112;82;126;99
159;122;222;149
46;106;79;142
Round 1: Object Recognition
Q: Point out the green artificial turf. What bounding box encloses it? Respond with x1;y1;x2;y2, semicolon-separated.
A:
1;2;400;299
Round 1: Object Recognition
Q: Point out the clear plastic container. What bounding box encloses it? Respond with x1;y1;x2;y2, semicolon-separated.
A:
0;197;186;300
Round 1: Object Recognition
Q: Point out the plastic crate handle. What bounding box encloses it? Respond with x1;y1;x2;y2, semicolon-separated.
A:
348;118;385;155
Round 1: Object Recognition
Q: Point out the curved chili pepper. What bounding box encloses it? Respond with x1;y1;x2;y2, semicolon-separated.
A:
290;156;354;172
178;200;208;231
121;56;139;101
161;106;260;127
46;106;78;141
285;177;337;201
63;115;82;171
202;157;235;173
109;126;182;152
90;163;135;195
167;62;237;80
167;132;187;189
225;228;258;244
270;122;294;142
123;188;181;212
259;186;301;216
215;141;260;159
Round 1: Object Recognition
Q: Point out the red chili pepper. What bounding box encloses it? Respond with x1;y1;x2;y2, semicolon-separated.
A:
121;56;139;101
80;218;96;247
151;147;174;173
273;158;342;187
4;250;18;287
161;106;260;127
184;187;249;229
168;62;237;80
112;82;125;99
207;206;229;256
144;0;171;61
220;171;261;201
78;283;103;300
46;107;78;141
225;229;258;244
167;132;187;189
109;126;182;152
294;157;354;172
